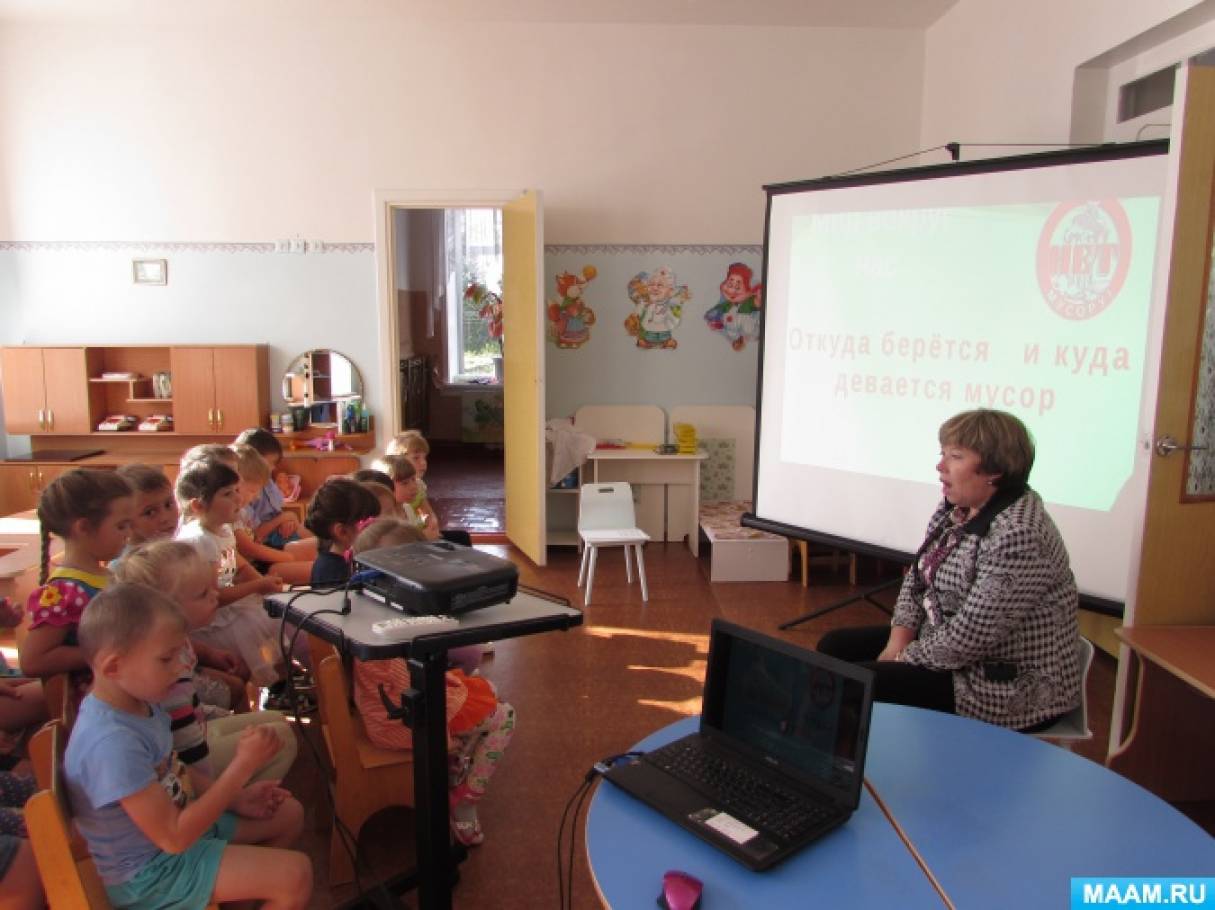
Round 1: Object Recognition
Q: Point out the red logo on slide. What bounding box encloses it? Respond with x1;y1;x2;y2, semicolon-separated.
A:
1037;200;1132;320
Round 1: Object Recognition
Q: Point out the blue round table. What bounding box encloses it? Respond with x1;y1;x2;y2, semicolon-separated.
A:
586;703;1215;909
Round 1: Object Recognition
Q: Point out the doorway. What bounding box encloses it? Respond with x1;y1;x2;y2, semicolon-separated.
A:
388;206;505;538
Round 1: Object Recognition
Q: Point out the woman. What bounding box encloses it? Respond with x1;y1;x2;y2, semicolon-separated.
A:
818;409;1081;730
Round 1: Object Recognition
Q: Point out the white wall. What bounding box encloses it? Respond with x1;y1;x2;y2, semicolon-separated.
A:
920;0;1206;154
0;11;925;245
0;246;377;456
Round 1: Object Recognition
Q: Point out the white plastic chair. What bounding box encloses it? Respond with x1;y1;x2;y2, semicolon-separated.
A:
1030;637;1095;749
577;482;650;605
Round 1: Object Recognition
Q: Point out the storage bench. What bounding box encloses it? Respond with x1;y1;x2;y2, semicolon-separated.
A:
699;500;788;582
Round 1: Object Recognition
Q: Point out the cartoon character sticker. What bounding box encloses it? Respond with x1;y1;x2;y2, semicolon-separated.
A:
704;262;763;350
624;266;689;349
547;266;598;348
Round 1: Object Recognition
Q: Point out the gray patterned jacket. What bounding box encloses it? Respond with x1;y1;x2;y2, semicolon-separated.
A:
893;486;1081;729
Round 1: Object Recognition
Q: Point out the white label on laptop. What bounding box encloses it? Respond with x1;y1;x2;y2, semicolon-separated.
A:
701;811;758;844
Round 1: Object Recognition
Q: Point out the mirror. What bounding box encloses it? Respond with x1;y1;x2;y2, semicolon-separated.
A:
281;350;363;426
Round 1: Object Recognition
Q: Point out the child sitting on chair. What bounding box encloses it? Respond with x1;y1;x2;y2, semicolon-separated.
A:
384;431;472;547
64;583;312;909
348;519;510;846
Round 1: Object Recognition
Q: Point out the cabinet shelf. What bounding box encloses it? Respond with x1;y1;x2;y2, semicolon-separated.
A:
127;398;173;404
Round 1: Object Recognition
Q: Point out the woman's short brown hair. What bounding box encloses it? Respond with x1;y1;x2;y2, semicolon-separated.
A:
938;409;1035;488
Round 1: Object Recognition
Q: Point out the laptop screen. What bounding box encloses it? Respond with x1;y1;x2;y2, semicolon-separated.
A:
703;621;873;806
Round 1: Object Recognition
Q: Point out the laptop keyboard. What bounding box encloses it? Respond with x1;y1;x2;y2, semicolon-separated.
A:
648;739;839;841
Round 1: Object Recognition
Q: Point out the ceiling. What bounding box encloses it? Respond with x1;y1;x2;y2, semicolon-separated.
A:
0;0;961;29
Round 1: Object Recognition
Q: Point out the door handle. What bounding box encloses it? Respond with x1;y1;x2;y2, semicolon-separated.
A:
37;409;45;430
216;409;223;429
208;408;215;430
1154;435;1209;457
47;409;53;430
28;470;36;493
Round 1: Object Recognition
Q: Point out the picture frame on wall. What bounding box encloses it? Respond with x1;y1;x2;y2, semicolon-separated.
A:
132;258;168;285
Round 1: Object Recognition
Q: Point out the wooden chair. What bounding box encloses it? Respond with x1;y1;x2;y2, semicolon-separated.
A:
312;641;415;885
26;721;219;909
791;539;858;587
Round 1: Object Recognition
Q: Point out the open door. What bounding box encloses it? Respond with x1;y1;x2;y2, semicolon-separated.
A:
502;190;547;566
1106;65;1215;791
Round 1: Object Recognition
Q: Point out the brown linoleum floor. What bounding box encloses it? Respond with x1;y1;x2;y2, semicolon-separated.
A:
285;541;1208;909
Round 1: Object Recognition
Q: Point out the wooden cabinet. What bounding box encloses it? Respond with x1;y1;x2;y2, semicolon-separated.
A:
0;348;92;434
170;346;267;435
0;463;67;515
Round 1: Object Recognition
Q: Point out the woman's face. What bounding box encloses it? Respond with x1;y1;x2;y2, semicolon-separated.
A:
936;444;1001;511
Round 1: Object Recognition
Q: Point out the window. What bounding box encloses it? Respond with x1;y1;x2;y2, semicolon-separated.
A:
444;208;503;382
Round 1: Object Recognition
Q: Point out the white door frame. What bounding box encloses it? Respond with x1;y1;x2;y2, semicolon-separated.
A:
372;188;524;442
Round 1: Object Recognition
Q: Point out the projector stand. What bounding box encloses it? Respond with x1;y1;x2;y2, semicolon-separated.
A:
779;575;902;631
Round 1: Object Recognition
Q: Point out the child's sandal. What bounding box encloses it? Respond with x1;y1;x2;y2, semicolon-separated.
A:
449;815;484;847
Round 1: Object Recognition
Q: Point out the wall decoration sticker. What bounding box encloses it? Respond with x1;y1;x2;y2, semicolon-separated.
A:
624;265;689;349
547;265;598;348
704;261;763;351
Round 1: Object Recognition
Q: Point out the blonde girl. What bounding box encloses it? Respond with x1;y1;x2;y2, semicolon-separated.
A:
383;431;436;525
21;469;134;682
114;541;297;783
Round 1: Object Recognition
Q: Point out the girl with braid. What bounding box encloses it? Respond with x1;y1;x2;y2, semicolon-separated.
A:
20;469;135;696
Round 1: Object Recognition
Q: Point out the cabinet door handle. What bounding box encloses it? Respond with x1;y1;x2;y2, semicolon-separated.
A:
207;408;215;430
216;409;223;429
37;409;45;430
47;409;53;430
28;470;36;492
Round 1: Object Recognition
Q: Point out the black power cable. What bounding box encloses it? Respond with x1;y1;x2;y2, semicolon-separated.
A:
556;752;644;910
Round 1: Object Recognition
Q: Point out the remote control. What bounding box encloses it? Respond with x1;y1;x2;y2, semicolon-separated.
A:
371;614;460;638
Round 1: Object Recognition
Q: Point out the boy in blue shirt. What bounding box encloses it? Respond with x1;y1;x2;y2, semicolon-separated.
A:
65;583;312;909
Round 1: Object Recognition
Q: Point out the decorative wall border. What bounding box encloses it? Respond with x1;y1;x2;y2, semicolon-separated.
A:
0;240;375;253
544;244;762;256
0;241;763;256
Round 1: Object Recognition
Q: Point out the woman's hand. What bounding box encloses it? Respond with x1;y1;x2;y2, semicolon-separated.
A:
878;626;915;662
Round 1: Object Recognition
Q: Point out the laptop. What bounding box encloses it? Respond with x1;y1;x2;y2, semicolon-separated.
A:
602;619;875;871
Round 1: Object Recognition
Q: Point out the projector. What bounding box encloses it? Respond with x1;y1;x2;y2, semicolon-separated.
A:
352;541;518;616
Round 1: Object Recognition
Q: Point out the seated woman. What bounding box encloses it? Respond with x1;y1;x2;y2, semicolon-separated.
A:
818;408;1081;731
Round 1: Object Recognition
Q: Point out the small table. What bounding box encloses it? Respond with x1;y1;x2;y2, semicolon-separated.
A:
266;586;582;910
864;703;1215;909
584;715;945;909
1108;625;1215;802
585;450;706;555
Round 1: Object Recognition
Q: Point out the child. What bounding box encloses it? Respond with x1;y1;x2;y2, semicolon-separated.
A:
21;469;134;685
360;480;402;523
116;463;181;544
234;428;313;553
231;445;313;586
351;467;399;520
350;519;513;846
174;458;287;687
117;463;250;711
367;455;433;537
303;477;381;587
64;583;312;909
114;541;297;783
384;431;472;547
384;430;435;523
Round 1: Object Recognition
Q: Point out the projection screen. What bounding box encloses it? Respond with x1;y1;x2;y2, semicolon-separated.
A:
748;142;1170;609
